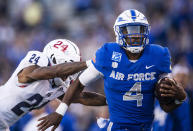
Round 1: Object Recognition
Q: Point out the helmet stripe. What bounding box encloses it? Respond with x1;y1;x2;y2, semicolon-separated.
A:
66;39;79;55
130;9;136;20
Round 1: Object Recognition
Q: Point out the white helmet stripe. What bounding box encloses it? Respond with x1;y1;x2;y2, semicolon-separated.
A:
66;39;79;55
66;39;80;56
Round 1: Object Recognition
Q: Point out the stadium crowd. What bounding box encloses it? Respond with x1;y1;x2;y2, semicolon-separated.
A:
0;0;193;130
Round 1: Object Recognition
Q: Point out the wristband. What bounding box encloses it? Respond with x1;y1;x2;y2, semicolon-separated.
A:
55;103;68;116
86;60;92;67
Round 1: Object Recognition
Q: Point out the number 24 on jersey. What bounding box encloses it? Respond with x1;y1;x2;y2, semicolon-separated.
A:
29;54;40;64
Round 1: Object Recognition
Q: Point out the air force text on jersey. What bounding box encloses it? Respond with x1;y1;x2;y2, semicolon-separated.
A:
110;70;156;81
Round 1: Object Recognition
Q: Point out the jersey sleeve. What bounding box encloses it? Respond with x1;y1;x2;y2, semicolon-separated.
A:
158;47;172;73
91;44;110;74
14;51;49;86
21;51;49;67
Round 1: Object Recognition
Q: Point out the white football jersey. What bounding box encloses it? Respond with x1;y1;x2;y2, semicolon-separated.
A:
0;51;78;129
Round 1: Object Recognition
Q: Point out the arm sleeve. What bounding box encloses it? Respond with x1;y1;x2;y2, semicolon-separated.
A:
79;63;102;86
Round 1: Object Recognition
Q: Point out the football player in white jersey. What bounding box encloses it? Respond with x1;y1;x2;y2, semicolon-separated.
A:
0;39;106;131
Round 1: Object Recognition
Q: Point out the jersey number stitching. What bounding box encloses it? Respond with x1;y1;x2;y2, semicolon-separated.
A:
123;82;143;107
11;94;47;116
29;54;40;64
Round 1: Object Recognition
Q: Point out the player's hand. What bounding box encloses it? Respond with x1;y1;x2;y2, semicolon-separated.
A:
37;112;63;131
159;78;186;100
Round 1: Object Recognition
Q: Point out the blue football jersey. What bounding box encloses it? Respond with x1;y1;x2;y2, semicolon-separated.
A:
92;43;171;125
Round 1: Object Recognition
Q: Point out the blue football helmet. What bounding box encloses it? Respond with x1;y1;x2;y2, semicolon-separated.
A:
114;9;150;53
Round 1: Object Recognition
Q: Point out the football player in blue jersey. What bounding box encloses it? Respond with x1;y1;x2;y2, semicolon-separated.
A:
37;9;186;131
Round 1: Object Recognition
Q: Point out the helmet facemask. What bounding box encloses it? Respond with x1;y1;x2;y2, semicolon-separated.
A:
117;23;149;53
49;51;78;66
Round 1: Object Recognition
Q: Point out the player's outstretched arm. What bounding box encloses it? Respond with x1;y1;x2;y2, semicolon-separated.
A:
18;61;87;83
58;91;107;106
73;91;107;106
37;64;101;131
157;78;186;112
37;79;86;131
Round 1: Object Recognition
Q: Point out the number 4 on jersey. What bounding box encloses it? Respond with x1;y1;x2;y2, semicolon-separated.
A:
123;82;143;107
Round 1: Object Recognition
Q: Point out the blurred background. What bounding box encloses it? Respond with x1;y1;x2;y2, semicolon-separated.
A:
0;0;193;131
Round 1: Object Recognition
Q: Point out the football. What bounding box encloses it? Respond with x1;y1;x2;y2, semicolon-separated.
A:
155;77;176;104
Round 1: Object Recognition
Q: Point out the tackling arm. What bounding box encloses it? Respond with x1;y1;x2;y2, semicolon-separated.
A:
76;91;107;106
61;78;85;105
58;91;107;106
60;63;102;105
37;63;103;131
18;62;87;83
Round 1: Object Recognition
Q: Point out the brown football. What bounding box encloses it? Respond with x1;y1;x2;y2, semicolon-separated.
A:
155;77;175;104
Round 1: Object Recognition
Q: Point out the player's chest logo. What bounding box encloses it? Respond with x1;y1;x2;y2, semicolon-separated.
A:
145;65;155;69
112;51;122;62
